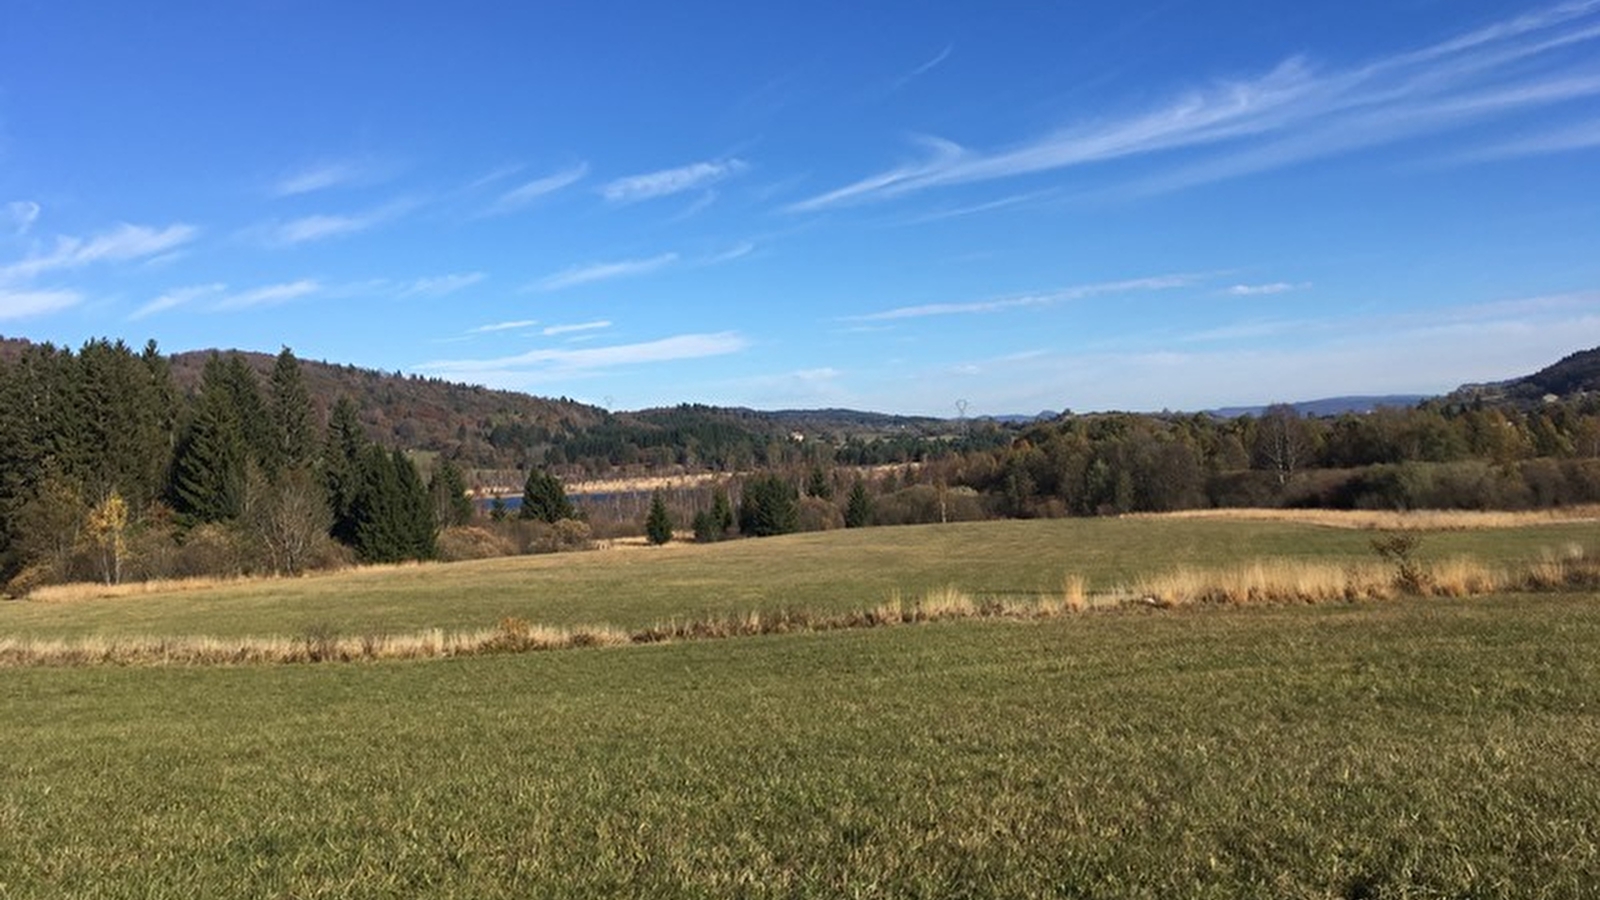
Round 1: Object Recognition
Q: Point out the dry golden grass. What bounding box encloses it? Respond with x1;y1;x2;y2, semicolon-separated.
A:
1132;560;1394;606
24;574;263;604
0;619;631;667
1132;506;1600;531
10;544;1600;667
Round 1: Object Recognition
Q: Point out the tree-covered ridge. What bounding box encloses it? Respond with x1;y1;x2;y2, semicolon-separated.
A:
7;335;1600;594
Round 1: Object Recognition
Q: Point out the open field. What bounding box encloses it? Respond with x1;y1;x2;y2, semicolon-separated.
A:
4;516;1600;895
3;515;1597;642
3;595;1599;897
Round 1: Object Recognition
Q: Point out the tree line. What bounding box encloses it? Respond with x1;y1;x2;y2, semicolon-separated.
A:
0;341;477;591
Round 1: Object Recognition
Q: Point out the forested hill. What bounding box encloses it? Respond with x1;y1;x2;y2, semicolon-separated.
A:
0;336;981;473
165;348;608;469
1451;346;1600;405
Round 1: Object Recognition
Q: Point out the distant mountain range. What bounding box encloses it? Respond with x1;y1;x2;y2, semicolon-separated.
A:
1210;396;1430;418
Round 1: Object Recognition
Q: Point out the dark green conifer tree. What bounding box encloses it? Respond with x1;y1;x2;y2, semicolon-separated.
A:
324;396;367;545
268;347;318;476
428;457;475;527
738;473;799;537
170;354;250;524
520;468;575;523
645;490;673;544
844;480;873;528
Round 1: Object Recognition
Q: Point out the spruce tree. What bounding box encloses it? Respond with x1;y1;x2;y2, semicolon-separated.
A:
324;396;367;545
170;354;250;524
520;469;575;523
710;487;733;536
645;490;673;544
844;480;873;528
268;347;318;476
738;473;799;537
428;457;474;527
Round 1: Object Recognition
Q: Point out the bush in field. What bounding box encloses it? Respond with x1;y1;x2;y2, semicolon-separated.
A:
799;496;843;532
435;526;518;562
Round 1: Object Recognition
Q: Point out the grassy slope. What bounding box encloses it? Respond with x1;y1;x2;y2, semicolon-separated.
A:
3;517;1593;640
3;597;1599;898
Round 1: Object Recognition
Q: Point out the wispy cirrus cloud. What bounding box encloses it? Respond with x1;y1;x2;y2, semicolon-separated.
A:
130;282;227;320
5;201;40;236
532;252;679;291
0;222;198;283
847;274;1197;321
1226;281;1310;296
543;320;611;336
271;159;394;197
214;279;322;311
399;272;485;298
131;278;322;317
1446;117;1600;162
417;331;747;385
600;159;748;203
486;163;589;214
886;43;953;94
468;319;539;334
263;202;409;246
790;2;1600;210
1;287;81;320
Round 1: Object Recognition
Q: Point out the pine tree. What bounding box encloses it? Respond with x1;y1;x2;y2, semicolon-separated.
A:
738;473;799;537
268;347;318;476
710;487;734;536
170;354;250;524
428;457;475;528
520;469;575;523
222;352;272;471
806;464;833;499
347;446;433;563
324;396;367;545
645;490;673;544
844;480;873;528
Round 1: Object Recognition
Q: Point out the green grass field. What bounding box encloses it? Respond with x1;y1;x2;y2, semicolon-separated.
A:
2;516;1592;640
3;517;1599;897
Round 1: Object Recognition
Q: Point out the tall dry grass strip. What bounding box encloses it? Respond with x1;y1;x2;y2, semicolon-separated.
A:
1131;507;1600;531
8;549;1600;668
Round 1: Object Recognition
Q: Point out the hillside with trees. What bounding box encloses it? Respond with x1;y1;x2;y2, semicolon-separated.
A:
5;334;1600;594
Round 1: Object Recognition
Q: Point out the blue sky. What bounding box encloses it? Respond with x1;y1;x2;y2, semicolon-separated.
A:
2;1;1599;416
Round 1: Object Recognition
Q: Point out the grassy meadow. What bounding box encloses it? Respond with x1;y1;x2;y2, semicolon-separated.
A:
3;513;1600;897
2;514;1595;641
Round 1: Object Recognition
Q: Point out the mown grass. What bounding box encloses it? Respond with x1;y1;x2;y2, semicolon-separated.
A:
3;516;1594;641
3;596;1599;897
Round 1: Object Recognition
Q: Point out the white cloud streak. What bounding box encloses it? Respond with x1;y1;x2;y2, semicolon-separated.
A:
213;279;321;311
0;223;198;283
0;287;80;320
265;202;408;245
488;163;588;214
791;2;1600;209
543;320;612;336
418;332;747;383
532;253;679;291
5;201;40;235
848;274;1197;321
888;43;953;93
399;272;485;298
273;161;368;196
130;282;226;320
600;159;748;203
1226;282;1310;296
469;319;539;334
